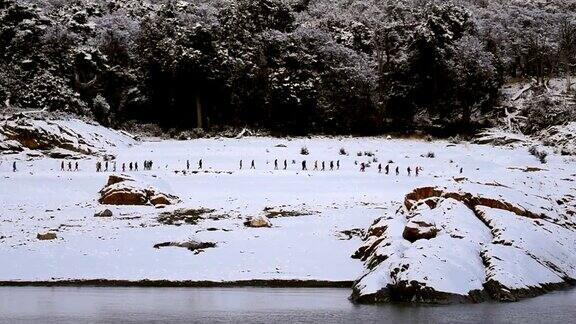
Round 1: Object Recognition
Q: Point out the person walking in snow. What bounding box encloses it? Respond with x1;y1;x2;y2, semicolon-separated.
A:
122;163;126;172
395;166;399;175
460;167;463;174
274;159;278;170
75;161;79;171
105;161;109;172
330;161;334;171
360;162;366;172
250;160;255;170
321;161;325;171
415;166;419;177
96;161;101;172
239;160;243;170
284;159;287;170
385;164;389;175
187;160;190;171
129;162;133;171
378;163;382;173
313;161;318;171
198;159;203;170
12;161;17;172
336;160;340;170
61;161;65;171
302;160;307;171
113;162;117;172
68;161;72;171
135;162;139;171
407;166;411;176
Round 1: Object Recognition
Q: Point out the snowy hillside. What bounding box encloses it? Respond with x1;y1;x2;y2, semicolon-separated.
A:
0;118;575;304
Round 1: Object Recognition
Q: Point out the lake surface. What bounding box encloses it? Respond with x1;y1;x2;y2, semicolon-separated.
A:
0;286;575;323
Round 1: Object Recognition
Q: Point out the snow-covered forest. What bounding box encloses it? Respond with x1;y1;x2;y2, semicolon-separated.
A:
1;0;576;134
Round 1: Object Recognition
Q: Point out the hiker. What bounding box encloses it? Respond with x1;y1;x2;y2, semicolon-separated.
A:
415;166;419;177
251;160;255;170
337;160;340;170
75;161;79;171
12;161;16;172
68;161;72;171
321;161;325;171
187;160;190;171
407;166;411;176
61;161;65;171
105;161;109;172
460;167;463;174
198;159;203;170
284;159;287;170
395;166;399;175
135;162;139;171
95;162;99;172
122;163;126;172
302;160;307;170
113;162;117;172
149;161;153;170
239;160;243;170
330;161;334;171
274;159;278;170
378;164;382;173
385;164;389;175
360;162;366;172
313;160;318;171
129;162;133;171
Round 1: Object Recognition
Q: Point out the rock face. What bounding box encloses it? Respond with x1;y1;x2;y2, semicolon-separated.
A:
99;175;179;206
351;185;576;304
37;232;57;240
244;215;272;228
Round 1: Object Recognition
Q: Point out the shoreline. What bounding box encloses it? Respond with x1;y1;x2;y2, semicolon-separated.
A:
0;279;354;289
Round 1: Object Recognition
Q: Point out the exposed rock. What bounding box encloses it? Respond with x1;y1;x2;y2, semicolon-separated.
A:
244;215;272;228
402;220;439;243
157;208;215;225
94;209;113;217
150;194;171;206
153;240;216;252
338;228;365;240
37;232;57;240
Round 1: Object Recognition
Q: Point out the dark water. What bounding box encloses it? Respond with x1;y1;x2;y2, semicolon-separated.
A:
0;286;575;323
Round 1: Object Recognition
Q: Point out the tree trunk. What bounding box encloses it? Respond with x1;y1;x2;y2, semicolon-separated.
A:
566;59;572;93
196;95;203;129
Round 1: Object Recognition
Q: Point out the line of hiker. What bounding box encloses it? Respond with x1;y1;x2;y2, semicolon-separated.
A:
60;160;79;171
186;159;203;170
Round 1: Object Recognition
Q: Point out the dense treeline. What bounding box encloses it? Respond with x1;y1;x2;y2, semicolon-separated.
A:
1;0;575;134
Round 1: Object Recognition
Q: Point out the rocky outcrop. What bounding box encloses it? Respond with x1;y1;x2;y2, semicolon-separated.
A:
99;175;179;206
351;185;576;304
0;115;135;156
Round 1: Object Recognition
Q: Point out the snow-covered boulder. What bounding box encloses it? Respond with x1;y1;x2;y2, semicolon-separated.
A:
98;175;179;206
351;185;576;304
244;215;272;228
94;209;113;217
